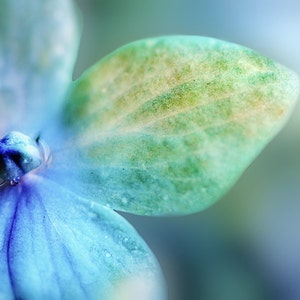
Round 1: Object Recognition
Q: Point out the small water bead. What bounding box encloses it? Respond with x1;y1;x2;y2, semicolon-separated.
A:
10;176;21;186
104;249;112;258
0;131;45;186
122;237;129;245
121;197;128;205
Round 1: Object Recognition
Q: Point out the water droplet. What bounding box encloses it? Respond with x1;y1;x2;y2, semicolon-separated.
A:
121;197;128;204
10;177;20;186
104;250;112;258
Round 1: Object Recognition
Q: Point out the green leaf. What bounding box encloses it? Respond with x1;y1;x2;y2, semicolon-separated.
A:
0;0;81;135
62;36;299;216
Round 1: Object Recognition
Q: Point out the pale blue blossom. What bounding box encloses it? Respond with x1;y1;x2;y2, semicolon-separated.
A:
0;1;165;299
0;0;298;299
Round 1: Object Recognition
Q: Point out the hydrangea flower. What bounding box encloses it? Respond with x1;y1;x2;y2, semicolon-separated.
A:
0;0;299;299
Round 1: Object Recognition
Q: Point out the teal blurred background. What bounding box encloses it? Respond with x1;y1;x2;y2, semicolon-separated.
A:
74;1;300;299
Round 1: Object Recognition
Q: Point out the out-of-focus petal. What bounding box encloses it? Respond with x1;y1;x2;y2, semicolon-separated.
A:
0;0;80;135
59;36;299;216
0;176;165;299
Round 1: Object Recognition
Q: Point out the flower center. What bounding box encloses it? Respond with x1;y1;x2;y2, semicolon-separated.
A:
0;131;46;186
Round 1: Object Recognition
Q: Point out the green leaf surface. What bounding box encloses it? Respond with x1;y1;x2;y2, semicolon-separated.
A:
0;0;80;135
62;36;299;216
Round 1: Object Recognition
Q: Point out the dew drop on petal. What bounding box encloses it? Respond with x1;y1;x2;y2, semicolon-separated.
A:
104;250;112;258
121;197;128;205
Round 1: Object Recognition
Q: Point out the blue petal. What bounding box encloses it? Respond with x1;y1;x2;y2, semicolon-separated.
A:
0;187;17;299
0;176;165;299
0;0;80;135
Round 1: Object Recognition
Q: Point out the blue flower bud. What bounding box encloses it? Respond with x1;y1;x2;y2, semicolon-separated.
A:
0;131;42;185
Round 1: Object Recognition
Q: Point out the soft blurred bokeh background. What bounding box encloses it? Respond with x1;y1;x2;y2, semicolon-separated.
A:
74;1;300;299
